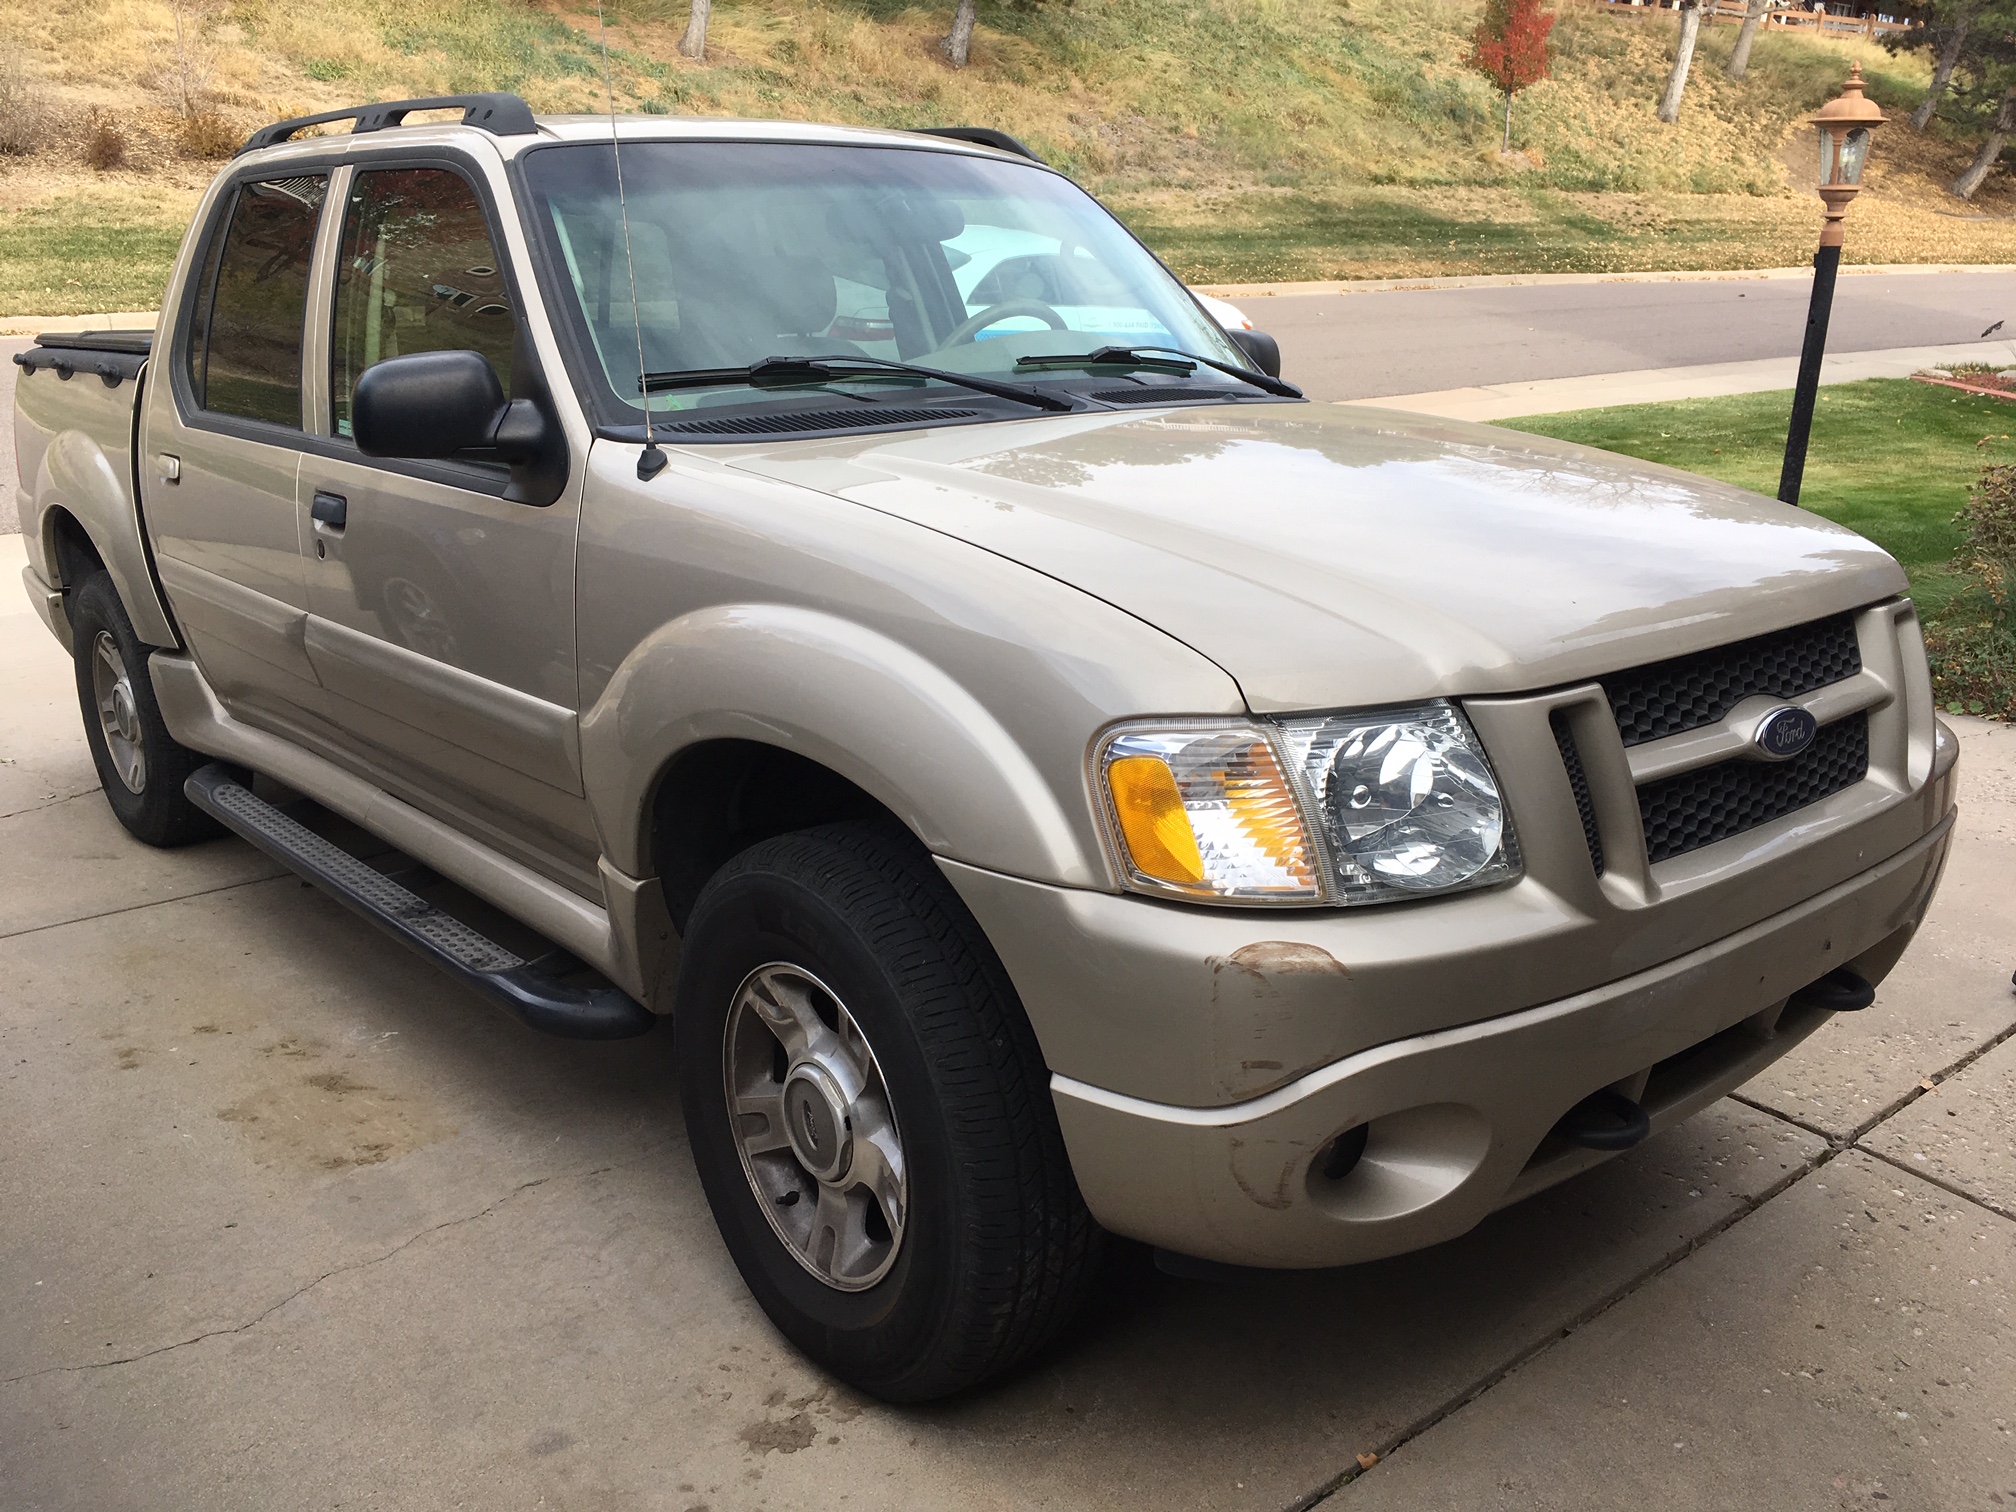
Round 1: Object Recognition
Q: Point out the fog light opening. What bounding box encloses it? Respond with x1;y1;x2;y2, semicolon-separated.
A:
1319;1123;1369;1182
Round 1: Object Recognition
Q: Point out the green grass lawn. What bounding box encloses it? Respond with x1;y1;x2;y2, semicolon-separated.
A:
1502;378;2016;619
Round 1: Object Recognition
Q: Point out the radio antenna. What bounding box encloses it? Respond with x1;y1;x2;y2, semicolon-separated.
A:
597;0;667;480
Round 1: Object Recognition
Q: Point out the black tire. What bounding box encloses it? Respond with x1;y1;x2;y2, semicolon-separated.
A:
69;571;222;847
675;822;1102;1402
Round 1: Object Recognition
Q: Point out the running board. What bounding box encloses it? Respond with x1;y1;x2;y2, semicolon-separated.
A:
185;764;655;1040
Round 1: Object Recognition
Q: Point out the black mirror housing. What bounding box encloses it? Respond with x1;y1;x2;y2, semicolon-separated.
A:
352;349;506;459
1227;327;1283;380
350;347;568;507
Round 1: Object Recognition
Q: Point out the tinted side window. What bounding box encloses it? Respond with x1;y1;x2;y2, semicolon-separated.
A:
193;175;328;427
332;168;517;440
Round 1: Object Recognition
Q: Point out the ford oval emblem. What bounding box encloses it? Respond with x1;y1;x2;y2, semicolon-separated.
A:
1752;705;1819;761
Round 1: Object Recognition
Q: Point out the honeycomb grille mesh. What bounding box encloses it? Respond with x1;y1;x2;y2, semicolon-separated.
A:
1550;710;1605;877
1602;614;1861;748
1637;712;1869;865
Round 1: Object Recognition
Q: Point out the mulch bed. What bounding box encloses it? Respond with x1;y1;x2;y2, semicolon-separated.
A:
1912;372;2016;400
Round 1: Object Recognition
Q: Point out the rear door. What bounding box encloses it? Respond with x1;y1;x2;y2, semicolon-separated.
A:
141;171;331;724
295;159;595;886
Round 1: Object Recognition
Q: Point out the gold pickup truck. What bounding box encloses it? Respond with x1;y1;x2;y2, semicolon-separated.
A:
12;93;1957;1401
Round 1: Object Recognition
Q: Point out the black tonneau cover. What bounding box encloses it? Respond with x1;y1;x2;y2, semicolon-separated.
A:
14;329;152;382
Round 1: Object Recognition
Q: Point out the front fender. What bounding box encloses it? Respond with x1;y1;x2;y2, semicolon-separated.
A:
582;603;1098;888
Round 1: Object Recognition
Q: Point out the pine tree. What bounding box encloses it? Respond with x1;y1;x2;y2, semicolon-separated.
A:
1466;0;1556;154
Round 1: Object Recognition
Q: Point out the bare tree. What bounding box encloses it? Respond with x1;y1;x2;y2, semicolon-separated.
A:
1954;82;2016;196
1657;0;1704;122
1725;0;1770;81
679;0;711;61
162;0;218;119
943;0;978;68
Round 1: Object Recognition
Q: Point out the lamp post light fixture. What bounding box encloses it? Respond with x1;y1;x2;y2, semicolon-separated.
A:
1779;64;1885;507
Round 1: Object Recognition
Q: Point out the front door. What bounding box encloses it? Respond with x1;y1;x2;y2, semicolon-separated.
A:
296;162;595;887
140;172;329;725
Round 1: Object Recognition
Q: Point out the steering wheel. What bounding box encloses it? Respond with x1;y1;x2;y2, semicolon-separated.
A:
943;299;1069;347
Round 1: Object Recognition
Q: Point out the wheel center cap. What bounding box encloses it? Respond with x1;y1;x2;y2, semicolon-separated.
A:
781;1062;852;1182
111;685;137;740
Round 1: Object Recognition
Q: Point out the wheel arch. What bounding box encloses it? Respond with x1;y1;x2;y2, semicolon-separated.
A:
582;603;1102;898
31;431;180;648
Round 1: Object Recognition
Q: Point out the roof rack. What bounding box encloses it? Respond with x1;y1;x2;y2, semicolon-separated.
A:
912;126;1044;164
238;93;539;156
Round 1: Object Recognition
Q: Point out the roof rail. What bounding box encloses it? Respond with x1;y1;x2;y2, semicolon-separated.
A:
912;126;1044;164
238;93;539;156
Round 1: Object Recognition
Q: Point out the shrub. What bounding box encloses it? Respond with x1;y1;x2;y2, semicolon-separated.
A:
1960;463;2016;629
82;111;128;171
0;57;54;156
179;107;239;158
1927;464;2016;721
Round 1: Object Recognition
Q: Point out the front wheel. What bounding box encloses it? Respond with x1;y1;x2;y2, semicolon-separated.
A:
675;823;1101;1402
69;571;221;847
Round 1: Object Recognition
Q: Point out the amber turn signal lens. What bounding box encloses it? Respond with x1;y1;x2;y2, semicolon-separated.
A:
1106;754;1207;885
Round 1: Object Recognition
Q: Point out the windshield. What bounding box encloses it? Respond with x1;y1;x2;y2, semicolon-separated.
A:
517;139;1251;423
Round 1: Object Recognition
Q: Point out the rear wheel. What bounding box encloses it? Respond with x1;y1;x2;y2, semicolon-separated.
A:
69;571;221;847
675;823;1101;1402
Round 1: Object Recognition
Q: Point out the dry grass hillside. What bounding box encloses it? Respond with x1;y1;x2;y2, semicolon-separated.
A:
2;0;2015;313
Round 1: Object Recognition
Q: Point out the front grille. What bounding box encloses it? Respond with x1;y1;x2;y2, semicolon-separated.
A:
665;406;978;436
1551;710;1605;876
1602;614;1861;748
1637;712;1869;864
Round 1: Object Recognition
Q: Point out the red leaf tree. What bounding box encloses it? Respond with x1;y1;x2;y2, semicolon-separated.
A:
1467;0;1556;154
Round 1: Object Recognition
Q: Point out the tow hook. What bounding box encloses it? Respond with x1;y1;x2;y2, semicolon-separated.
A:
1553;1088;1651;1151
1790;966;1876;1013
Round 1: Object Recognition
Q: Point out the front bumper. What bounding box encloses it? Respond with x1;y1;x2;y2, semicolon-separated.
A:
1041;813;1951;1268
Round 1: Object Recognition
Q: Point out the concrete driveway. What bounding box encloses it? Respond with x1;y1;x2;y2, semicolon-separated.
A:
2;532;2013;1510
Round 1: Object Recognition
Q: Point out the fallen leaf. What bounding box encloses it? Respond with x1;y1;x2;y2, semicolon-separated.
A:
1356;1452;1379;1470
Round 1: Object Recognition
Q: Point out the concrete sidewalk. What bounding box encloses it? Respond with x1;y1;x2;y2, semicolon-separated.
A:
2;529;2013;1510
1346;340;2016;422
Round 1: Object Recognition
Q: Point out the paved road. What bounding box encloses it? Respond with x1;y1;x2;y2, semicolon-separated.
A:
1257;269;2016;401
3;533;2014;1509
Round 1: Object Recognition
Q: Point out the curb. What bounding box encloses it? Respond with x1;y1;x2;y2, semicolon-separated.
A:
0;312;159;336
1194;264;2016;299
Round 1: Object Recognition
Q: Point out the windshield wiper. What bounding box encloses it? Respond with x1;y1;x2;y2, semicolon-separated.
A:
640;355;1075;413
1015;345;1302;398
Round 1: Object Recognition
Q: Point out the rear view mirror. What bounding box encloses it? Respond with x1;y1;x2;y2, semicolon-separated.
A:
353;349;510;459
1227;328;1282;380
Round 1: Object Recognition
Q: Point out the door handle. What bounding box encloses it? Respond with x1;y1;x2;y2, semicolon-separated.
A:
310;491;348;530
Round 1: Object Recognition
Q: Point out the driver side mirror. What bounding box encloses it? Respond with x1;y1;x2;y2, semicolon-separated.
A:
1227;328;1282;380
352;349;567;506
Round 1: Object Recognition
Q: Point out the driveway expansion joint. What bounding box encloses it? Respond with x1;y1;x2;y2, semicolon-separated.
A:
0;1159;639;1388
1294;1014;2016;1510
1289;1128;1840;1509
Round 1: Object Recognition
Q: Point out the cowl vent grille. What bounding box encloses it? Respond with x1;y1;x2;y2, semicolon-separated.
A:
1601;613;1861;748
1090;387;1238;404
665;407;979;436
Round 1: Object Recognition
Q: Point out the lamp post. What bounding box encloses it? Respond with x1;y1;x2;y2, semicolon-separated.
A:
1779;64;1884;506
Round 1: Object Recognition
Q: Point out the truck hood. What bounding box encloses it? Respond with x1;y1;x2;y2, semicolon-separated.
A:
725;403;1906;711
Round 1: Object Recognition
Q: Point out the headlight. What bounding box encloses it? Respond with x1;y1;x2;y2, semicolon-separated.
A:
1097;726;1320;901
1277;701;1519;904
1095;702;1517;907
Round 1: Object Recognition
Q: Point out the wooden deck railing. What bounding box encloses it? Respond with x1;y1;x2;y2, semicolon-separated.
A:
1593;0;1916;39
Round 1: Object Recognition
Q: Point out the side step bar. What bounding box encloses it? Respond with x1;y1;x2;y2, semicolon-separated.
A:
186;765;655;1040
